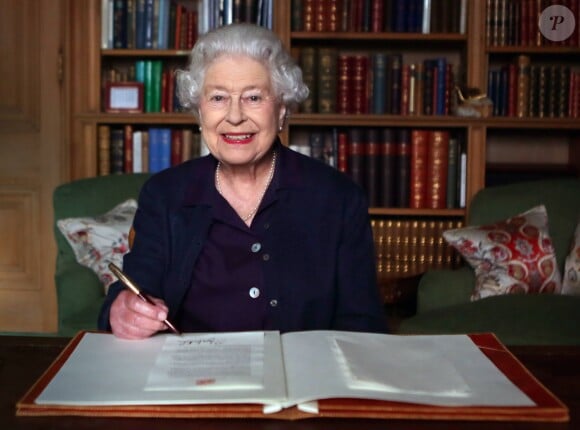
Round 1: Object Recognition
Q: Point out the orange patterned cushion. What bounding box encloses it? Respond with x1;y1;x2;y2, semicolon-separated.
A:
562;220;580;295
443;205;562;301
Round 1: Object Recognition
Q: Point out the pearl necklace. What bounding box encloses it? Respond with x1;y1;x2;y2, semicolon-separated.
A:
215;151;277;222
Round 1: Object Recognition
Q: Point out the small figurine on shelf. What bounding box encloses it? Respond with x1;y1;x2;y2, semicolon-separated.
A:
454;86;493;118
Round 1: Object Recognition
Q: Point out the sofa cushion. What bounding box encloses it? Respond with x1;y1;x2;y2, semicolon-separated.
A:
562;220;580;295
443;205;561;301
57;199;137;294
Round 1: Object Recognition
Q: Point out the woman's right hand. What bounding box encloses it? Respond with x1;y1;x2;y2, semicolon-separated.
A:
109;290;170;339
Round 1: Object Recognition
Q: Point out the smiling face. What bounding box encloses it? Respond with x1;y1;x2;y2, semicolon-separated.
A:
198;54;286;168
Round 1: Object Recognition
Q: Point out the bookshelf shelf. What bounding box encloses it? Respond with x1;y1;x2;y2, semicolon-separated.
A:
369;208;465;217
487;46;580;55
290;114;475;128
76;113;195;124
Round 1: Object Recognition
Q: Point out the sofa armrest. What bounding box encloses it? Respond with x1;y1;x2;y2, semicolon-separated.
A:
55;262;105;334
416;267;474;313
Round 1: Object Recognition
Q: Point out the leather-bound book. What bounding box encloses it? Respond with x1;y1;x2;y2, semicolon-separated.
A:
97;125;111;176
371;0;384;32
516;54;530;118
302;0;315;31
422;59;434;115
380;127;397;207
409;129;429;209
337;53;353;114
352;54;369;114
309;131;325;162
170;128;183;166
317;48;338;113
371;52;387;114
395;128;410;208
389;53;402;114
110;127;125;174
299;47;317;113
446;136;459;208
557;66;570;118
528;63;539;117
426;130;449;209
400;64;410;116
123;124;134;173
365;128;381;207
336;131;349;174
347;128;366;191
314;0;327;31
327;0;343;31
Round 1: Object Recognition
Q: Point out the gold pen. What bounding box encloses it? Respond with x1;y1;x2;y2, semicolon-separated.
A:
108;262;181;335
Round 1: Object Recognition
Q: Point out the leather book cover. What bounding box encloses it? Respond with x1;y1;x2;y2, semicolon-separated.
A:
370;0;384;32
365;128;380;207
347;128;366;191
110;127;125;174
170;129;183;167
327;0;342;32
123;124;134;173
352;54;369;114
395;128;410;208
371;53;387;114
336;131;349;174
516;54;530;118
302;0;315;31
389;54;402;115
317;48;338;114
299;47;317;114
426;130;449;209
400;64;410;116
97;125;111;176
446;136;459;209
379;128;397;208
16;333;569;422
409;129;429;209
337;53;353;114
422;59;434;115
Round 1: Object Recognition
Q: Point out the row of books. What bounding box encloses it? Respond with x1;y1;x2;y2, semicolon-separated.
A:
97;125;203;175
371;217;463;277
292;0;467;34
291;127;467;209
299;48;458;115
486;0;580;47
101;0;273;50
102;61;182;113
488;55;580;118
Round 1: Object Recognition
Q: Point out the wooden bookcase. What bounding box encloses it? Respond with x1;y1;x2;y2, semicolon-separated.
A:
67;0;580;289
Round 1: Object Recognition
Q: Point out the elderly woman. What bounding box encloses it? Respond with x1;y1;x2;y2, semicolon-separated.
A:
98;23;387;339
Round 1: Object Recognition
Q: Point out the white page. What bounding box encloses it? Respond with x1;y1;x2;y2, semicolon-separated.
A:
145;332;264;390
280;331;535;408
36;332;287;407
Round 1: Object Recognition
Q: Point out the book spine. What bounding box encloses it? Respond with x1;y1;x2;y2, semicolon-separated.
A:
123;124;133;173
317;48;337;113
299;47;317;113
352;54;369;114
337;131;349;174
366;128;380;207
171;129;183;166
97;124;111;175
371;53;386;114
132;130;143;173
446;136;459;208
389;54;402;115
396;128;410;208
426;130;449;209
517;55;530;118
337;53;352;114
110;127;125;174
409;129;429;209
380;127;397;207
347;128;366;191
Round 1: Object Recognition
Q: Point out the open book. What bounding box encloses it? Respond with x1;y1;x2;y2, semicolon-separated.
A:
17;330;568;422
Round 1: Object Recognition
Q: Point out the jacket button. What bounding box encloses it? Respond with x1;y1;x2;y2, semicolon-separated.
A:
251;242;261;253
269;299;278;307
262;253;270;261
249;287;260;299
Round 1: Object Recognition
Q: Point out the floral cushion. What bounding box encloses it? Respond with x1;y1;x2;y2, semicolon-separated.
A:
443;205;562;301
57;199;137;294
562;220;580;295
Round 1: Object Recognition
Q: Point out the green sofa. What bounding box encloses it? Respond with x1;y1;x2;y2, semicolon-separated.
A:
53;174;151;336
398;178;580;345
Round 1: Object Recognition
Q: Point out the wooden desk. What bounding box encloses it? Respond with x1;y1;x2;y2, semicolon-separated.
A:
2;335;578;430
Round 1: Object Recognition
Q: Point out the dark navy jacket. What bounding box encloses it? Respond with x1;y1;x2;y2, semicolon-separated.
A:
98;141;387;333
